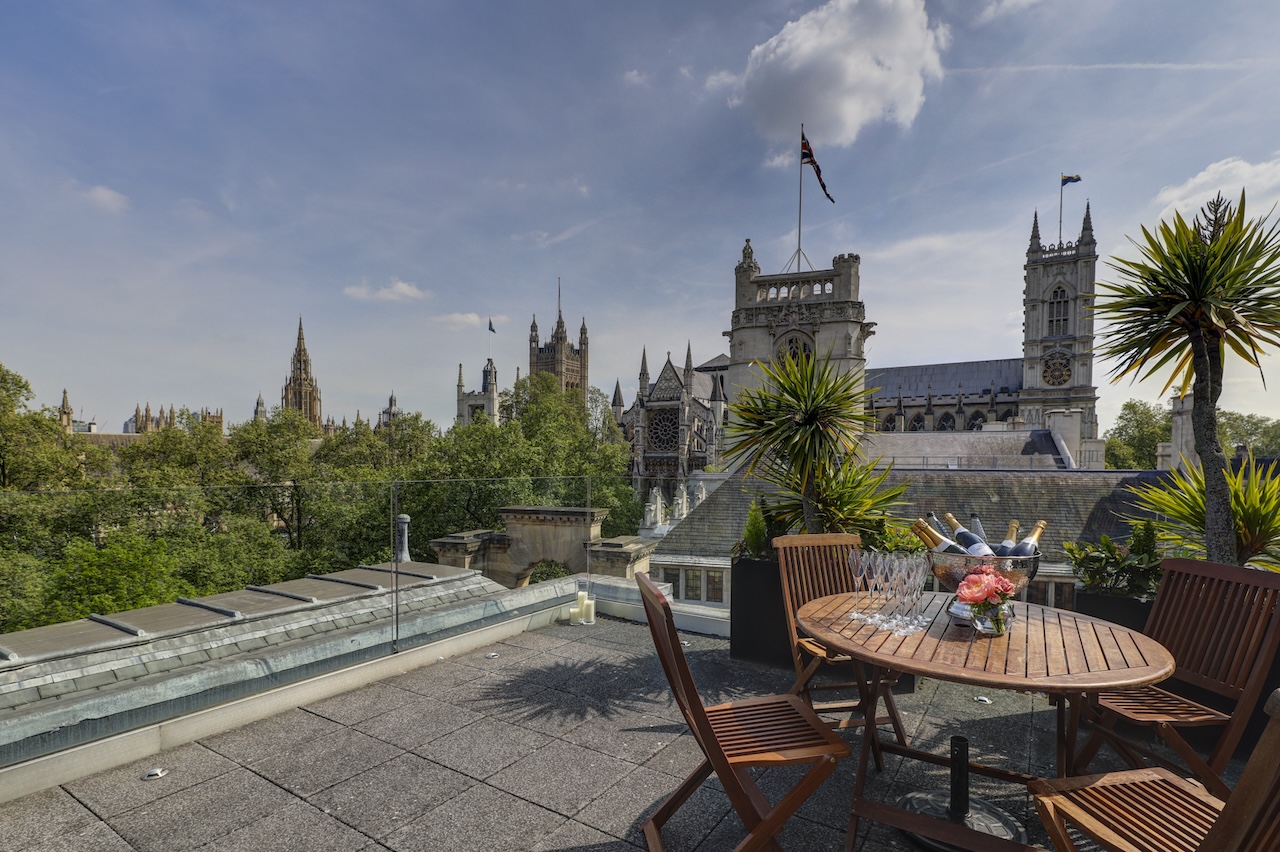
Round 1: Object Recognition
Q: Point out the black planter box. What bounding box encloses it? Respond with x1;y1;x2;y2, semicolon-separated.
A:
729;556;793;670
1072;589;1154;632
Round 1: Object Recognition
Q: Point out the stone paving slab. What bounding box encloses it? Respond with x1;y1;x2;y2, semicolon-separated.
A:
2;613;1246;851
63;742;239;819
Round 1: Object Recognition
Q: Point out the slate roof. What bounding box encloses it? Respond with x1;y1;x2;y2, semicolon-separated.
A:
867;358;1023;402
652;465;1170;563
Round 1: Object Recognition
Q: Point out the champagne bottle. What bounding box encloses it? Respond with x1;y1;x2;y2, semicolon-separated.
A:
943;513;996;557
968;512;988;543
926;511;949;538
993;520;1020;557
1008;519;1047;557
911;519;967;555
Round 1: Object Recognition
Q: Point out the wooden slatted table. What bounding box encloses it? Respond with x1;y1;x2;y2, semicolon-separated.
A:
797;591;1175;852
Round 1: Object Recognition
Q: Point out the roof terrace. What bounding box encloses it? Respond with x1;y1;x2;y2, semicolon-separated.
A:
4;605;1228;852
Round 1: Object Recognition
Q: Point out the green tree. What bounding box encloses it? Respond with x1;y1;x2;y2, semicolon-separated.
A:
1216;410;1280;459
228;407;322;550
725;353;881;534
1095;192;1280;564
44;532;192;622
1104;399;1171;470
0;549;48;632
0;362;101;491
118;411;240;488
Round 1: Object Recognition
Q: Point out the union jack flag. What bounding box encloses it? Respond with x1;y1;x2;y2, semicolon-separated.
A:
801;131;834;203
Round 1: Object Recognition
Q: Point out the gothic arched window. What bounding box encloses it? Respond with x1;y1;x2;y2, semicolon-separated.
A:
881;415;897;432
967;411;987;430
775;335;814;362
936;412;956;431
908;414;926;432
1047;286;1070;337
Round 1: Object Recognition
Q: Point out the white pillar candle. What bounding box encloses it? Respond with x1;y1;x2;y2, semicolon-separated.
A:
582;599;596;623
569;606;580;623
577;590;589;609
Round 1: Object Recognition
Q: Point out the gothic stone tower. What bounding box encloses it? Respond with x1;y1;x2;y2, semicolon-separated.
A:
724;239;871;405
457;359;500;425
282;318;323;428
1019;205;1099;438
529;304;589;408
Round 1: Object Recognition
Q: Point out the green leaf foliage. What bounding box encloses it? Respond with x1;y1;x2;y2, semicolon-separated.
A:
1123;454;1280;571
1094;192;1280;563
1063;520;1163;597
726;353;885;534
1103;399;1171;470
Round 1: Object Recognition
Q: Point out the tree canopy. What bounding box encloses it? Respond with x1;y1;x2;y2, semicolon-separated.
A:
0;363;639;632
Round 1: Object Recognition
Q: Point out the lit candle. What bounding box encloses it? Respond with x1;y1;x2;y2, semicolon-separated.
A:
582;599;596;623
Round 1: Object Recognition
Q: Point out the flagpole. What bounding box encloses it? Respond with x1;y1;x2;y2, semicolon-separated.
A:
796;123;804;274
1058;176;1064;244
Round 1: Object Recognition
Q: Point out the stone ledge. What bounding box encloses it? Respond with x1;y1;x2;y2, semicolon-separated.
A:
0;576;577;768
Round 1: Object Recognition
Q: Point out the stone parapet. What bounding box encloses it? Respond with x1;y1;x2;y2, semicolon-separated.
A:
0;568;576;769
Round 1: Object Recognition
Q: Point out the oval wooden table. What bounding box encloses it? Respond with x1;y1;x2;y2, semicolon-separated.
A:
797;591;1175;852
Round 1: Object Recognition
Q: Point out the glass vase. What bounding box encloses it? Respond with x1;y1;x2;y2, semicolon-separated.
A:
970;603;1014;636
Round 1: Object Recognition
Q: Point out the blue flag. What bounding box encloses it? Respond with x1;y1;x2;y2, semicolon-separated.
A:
1061;174;1082;187
488;318;496;333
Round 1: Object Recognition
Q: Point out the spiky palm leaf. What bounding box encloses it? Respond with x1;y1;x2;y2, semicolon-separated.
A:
1124;455;1280;571
1096;192;1280;396
725;353;877;533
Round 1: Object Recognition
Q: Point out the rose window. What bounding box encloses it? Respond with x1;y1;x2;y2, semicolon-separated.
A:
648;410;679;451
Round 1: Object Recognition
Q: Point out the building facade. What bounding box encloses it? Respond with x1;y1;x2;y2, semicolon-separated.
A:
281;318;323;428
529;306;588;409
457;360;500;425
616;345;726;492
723;238;872;407
866;207;1099;441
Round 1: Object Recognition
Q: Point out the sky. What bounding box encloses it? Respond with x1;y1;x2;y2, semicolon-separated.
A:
3;0;1280;435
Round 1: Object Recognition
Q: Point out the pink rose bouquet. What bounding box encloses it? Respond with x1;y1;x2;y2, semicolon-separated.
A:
956;566;1016;634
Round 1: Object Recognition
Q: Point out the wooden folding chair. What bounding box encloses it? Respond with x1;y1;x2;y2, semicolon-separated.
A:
774;534;908;748
1073;558;1280;799
1031;687;1280;852
636;572;850;852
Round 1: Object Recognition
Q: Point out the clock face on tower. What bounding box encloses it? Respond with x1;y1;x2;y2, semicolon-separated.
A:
1042;354;1072;387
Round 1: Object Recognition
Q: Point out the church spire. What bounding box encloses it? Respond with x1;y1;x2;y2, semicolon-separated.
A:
283;317;322;427
1080;201;1094;245
638;347;650;400
1030;211;1041;250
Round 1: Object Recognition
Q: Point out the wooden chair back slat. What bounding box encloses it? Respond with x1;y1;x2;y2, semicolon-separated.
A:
1143;559;1280;701
1196;689;1280;852
636;572;721;764
775;534;860;674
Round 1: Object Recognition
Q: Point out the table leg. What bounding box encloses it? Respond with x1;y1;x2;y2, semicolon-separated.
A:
844;665;883;852
1054;690;1085;777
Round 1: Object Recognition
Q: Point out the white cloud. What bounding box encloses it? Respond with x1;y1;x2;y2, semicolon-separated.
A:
976;0;1044;25
623;69;647;86
432;312;483;331
68;182;130;214
704;70;739;93
1152;155;1280;223
735;0;949;147
342;277;428;302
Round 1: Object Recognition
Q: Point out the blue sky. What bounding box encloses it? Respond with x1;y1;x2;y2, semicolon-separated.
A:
3;0;1279;433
